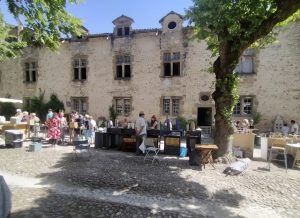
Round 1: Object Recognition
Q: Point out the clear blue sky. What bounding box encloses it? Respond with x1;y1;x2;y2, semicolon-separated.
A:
0;0;193;34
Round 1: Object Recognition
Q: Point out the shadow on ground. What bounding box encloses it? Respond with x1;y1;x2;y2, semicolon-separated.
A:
10;147;245;217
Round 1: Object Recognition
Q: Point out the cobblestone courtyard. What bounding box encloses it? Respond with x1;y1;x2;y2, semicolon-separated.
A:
1;142;300;218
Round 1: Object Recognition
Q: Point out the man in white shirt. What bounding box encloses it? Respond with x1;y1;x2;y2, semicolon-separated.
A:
135;111;147;155
281;123;290;136
290;120;299;135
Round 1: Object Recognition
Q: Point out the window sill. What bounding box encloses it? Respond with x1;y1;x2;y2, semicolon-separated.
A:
233;114;252;117
160;75;182;78
23;81;37;84
236;72;256;76
115;78;131;80
72;79;87;82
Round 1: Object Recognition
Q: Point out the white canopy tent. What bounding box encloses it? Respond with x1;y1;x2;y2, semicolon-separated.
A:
0;98;23;104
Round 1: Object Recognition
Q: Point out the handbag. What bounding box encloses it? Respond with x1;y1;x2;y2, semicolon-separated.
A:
69;121;78;129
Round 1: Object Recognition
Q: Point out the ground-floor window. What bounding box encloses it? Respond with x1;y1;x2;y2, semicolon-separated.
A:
114;97;132;116
233;96;253;115
71;97;88;115
162;97;181;116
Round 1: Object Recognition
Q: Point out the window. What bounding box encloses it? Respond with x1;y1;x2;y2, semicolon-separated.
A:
235;49;254;74
73;58;87;81
162;97;181;116
115;55;131;79
71;97;88;114
116;26;130;37
24;62;37;82
168;21;177;29
163;52;181;77
23;97;33;111
114;97;132;115
233;97;253;115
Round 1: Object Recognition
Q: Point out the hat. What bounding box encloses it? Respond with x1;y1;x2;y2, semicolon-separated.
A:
16;109;22;113
139;111;145;116
85;114;90;118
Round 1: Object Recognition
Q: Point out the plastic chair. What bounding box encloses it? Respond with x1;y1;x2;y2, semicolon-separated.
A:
144;137;160;164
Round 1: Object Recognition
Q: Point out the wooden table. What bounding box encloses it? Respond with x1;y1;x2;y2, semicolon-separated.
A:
195;144;218;169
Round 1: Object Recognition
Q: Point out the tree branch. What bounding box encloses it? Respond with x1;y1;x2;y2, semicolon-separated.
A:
243;0;300;48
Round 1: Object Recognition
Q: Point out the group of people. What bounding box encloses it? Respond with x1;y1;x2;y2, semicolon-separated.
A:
68;110;97;143
281;120;299;136
15;108;40;124
232;119;254;133
134;111;174;155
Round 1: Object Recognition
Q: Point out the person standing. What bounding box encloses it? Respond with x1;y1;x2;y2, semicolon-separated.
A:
47;112;61;147
290;120;299;135
281;123;290;136
150;115;158;129
135;111;147;155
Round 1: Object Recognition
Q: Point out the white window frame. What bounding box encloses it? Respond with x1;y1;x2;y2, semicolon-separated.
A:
71;97;88;114
114;97;132;116
162;97;181;116
233;96;253;116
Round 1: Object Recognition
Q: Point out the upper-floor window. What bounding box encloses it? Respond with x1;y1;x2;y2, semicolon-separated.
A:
235;49;254;74
71;97;88;115
233;96;253;115
24;62;37;83
162;97;181;116
117;26;130;37
163;52;181;77
114;97;132;116
116;55;131;79
73;58;87;81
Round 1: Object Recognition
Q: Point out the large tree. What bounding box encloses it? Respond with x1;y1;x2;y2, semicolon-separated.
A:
186;0;300;157
0;0;83;60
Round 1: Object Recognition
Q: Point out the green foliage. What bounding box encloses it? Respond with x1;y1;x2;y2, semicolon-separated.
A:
176;116;188;130
186;1;300;55
109;105;118;122
0;0;84;59
0;102;16;120
252;111;262;125
23;91;64;122
45;94;64;113
0;13;27;60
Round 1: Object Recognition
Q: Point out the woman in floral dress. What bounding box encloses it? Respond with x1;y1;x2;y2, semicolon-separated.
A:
47;112;61;146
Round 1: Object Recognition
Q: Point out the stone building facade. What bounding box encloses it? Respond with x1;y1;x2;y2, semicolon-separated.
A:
0;11;299;131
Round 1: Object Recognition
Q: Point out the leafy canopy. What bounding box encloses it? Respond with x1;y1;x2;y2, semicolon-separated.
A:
0;0;84;59
186;0;300;56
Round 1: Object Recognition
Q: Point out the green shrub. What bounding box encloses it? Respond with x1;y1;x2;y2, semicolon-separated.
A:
0;102;16;120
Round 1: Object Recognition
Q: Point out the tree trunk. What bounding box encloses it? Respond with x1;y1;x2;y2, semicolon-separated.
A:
212;54;238;157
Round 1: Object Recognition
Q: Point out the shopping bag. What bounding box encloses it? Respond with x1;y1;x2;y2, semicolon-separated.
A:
139;140;145;153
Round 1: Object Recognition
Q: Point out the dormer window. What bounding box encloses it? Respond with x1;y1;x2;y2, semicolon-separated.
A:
116;26;130;37
112;15;134;37
168;21;177;29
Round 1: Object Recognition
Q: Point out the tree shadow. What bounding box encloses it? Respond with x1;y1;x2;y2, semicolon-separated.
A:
9;148;245;217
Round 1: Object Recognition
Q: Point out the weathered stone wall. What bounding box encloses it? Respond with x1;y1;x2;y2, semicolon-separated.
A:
0;19;299;131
